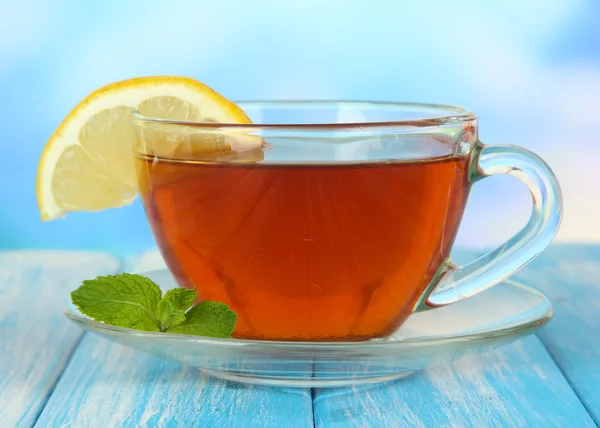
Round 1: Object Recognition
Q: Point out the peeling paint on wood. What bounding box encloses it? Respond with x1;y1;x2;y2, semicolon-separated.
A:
0;251;119;427
514;245;600;425
314;336;595;427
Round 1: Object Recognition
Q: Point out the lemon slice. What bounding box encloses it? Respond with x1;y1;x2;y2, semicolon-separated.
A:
37;76;256;221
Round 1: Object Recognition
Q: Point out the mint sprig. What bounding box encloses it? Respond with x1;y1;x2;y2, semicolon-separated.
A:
71;273;237;338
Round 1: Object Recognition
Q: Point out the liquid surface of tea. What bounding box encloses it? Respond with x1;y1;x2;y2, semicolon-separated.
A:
138;154;471;341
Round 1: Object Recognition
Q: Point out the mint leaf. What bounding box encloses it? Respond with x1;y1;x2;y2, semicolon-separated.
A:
162;288;197;311
157;288;196;331
166;301;237;338
71;273;162;332
157;300;186;330
156;288;196;330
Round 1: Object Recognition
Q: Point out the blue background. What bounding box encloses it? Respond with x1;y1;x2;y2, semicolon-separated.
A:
2;0;599;255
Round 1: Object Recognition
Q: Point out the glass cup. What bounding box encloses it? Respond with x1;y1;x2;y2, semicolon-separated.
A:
133;101;562;342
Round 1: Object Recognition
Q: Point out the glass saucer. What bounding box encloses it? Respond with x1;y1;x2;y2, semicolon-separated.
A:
64;269;552;388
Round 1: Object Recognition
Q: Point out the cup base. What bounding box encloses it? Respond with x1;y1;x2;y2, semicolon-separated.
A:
201;369;415;388
231;330;396;342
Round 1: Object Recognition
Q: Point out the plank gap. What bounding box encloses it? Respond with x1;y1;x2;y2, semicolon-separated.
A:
311;388;318;428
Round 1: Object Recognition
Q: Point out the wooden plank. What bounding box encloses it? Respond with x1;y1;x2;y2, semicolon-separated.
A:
314;335;595;427
36;336;314;427
513;244;600;425
0;251;120;428
36;254;314;428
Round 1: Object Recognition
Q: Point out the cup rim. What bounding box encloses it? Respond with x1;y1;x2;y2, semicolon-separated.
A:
132;100;477;130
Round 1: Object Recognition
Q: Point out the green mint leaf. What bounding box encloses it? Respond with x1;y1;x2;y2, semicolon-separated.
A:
156;288;197;331
162;288;197;311
156;300;186;331
166;300;237;338
71;273;162;332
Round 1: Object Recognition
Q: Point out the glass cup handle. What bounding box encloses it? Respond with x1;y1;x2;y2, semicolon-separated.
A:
413;143;563;312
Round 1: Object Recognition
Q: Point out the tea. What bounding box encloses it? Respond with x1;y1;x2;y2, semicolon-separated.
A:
137;154;471;341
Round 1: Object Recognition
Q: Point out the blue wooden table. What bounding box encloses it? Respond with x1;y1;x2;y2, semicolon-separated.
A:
1;244;598;427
